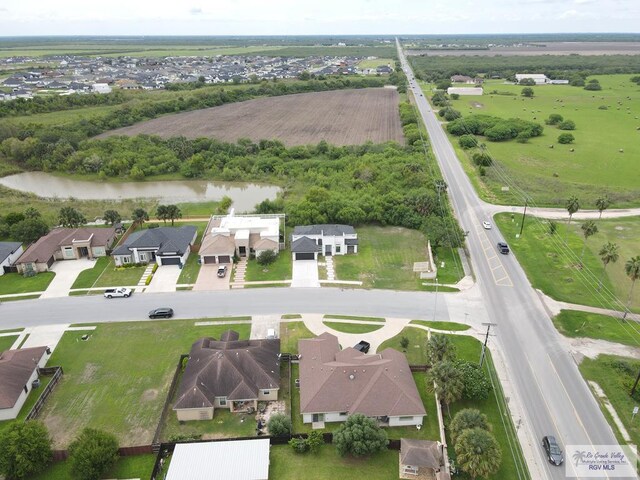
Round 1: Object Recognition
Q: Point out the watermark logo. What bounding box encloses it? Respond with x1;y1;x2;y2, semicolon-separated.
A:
566;445;637;477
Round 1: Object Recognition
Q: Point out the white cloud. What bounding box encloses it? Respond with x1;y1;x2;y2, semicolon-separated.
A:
190;7;203;15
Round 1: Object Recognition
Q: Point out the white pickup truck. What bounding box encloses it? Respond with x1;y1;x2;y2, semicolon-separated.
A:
103;287;132;298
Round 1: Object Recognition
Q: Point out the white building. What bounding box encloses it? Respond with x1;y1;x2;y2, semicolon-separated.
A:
290;224;358;260
447;87;483;96
515;73;549;85
92;83;112;94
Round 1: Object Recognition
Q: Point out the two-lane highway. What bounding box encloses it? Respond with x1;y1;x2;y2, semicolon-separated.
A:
397;40;635;480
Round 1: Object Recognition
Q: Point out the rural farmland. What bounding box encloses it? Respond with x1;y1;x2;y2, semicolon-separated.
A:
98;88;405;146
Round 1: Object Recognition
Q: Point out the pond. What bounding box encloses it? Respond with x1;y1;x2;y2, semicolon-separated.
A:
0;172;280;213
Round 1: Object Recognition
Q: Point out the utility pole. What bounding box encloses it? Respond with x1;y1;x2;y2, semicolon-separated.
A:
432;277;438;322
518;199;528;237
631;369;640;397
479;323;497;368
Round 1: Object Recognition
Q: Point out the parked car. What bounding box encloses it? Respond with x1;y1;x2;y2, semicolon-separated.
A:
354;340;371;353
217;265;227;278
103;287;132;299
482;221;492;230
542;436;564;466
266;328;277;339
497;242;510;254
148;307;174;319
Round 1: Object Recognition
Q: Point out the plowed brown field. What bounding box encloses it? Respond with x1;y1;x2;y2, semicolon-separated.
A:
99;88;404;146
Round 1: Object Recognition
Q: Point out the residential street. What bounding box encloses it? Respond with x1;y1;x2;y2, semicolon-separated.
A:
397;40;636;480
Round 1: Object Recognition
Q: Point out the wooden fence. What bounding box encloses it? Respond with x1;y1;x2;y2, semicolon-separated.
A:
151;354;189;450
25;366;63;421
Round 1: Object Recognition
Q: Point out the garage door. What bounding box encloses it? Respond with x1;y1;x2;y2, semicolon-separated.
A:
160;257;181;265
203;256;216;264
295;253;315;261
218;255;231;264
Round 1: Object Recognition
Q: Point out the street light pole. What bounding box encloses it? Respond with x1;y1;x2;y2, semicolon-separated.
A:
479;322;497;368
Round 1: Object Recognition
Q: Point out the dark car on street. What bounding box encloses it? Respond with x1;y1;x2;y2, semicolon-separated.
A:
354;340;370;353
497;242;510;255
148;307;174;319
542;435;564;466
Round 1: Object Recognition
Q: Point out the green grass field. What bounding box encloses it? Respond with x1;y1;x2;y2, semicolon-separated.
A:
357;58;394;69
279;321;314;354
39;320;250;448
0;272;55;295
378;326;430;365
0;334;18;352
409;320;471;331
322;321;383;334
580;355;640;448
245;250;293;282
28;454;156;480
324;314;385;322
160;403;256;442
445;75;640;207
494;213;640;311
553;310;640;346
177;253;200;284
334;226;463;290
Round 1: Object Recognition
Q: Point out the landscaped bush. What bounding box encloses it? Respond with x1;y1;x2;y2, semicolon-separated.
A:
68;428;119;480
168;433;203;442
145;274;153;286
457;361;492;401
333;414;388;457
0;421;53;479
152;263;159;274
267;413;292;437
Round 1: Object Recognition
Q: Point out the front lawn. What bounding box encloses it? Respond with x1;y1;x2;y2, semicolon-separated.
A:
245;250;292;281
0;334;19;352
410;320;471;331
334;226;463;290
322;321;383;334
280;321;315;354
269;444;399;480
93;260;146;288
0;271;55;295
40;320;250;447
553;310;640;346
29;454;156;480
177;252;200;284
378;326;430;365
71;256;110;289
324;314;385;322
580;355;640;447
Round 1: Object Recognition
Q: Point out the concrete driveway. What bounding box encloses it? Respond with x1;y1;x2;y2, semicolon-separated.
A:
193;265;231;291
41;259;97;298
291;260;319;288
146;265;181;293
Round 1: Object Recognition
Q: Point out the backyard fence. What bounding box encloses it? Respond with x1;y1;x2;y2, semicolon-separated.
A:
409;364;429;372
25;366;63;421
52;444;153;463
151;354;189;450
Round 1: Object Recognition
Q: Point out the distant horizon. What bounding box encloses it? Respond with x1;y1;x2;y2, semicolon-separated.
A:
1;0;639;37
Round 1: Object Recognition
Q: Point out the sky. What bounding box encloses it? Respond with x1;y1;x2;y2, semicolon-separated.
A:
0;0;638;36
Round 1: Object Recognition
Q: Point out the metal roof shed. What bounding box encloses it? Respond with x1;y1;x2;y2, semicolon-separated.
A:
165;439;270;480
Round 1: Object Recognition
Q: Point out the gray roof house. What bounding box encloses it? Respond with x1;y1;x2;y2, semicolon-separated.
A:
400;438;449;479
0;346;50;421
0;242;23;275
298;333;426;427
173;330;280;421
291;224;357;260
112;226;196;267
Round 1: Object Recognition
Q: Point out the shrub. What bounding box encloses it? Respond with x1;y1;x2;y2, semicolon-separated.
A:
439;107;461;121
472;152;493;167
457;361;492;401
306;430;324;453
0;421;52;479
558;133;575;144
548;221;558;235
152;263;159;274
257;249;278;267
400;336;410;349
333;413;388;457
450;93;460;100
449;408;491;444
145;274;153;286
521;87;534;98
558;120;576;130
598;105;608;110
168;433;202;442
267;413;291;437
458;134;478;149
584;79;602;91
289;437;309;454
518;78;536;86
69;428;119;480
545;113;564;125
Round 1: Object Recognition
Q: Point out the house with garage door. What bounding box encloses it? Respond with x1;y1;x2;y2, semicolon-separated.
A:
291;224;357;260
16;227;116;274
298;332;426;427
199;211;284;265
173;330;280;421
111;226;196;266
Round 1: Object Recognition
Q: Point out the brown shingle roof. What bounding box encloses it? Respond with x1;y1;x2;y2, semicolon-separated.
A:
298;333;426;418
401;438;443;469
0;347;48;409
17;227;115;264
173;331;280;410
199;234;236;257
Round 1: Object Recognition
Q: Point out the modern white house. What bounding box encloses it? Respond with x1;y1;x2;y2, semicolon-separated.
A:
111;226;196;266
199;211;283;264
290;224;358;261
0;242;23;275
0;346;50;421
298;333;426;428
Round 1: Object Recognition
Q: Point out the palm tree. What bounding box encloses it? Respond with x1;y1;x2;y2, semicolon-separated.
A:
454;428;502;479
579;221;598;266
450;408;490;444
132;208;149;229
624;256;640;317
429;360;464;416
426;334;456;365
598;242;619;291
595;195;611;220
565;196;580;233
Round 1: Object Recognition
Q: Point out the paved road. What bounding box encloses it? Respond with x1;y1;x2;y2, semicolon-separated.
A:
397;40;635;480
0;288;450;330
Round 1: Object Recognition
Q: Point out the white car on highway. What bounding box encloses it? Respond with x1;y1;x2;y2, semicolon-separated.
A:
482;221;492;230
103;287;132;298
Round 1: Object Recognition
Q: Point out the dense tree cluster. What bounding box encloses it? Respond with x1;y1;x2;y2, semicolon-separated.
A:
0;90;129;118
446;114;543;142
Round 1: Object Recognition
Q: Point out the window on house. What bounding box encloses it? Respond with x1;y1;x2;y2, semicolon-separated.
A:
123;257;130;264
339;412;348;416
399;416;414;421
217;397;227;406
336;245;341;253
263;390;270;395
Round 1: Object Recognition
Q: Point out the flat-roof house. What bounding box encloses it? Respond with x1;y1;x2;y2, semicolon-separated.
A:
298;333;426;427
173;330;280;421
199;211;282;264
0;242;23;275
111;226;196;267
16;227;116;274
447;87;483;96
165;439;270;480
0;346;50;420
515;73;549;85
291;224;357;260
